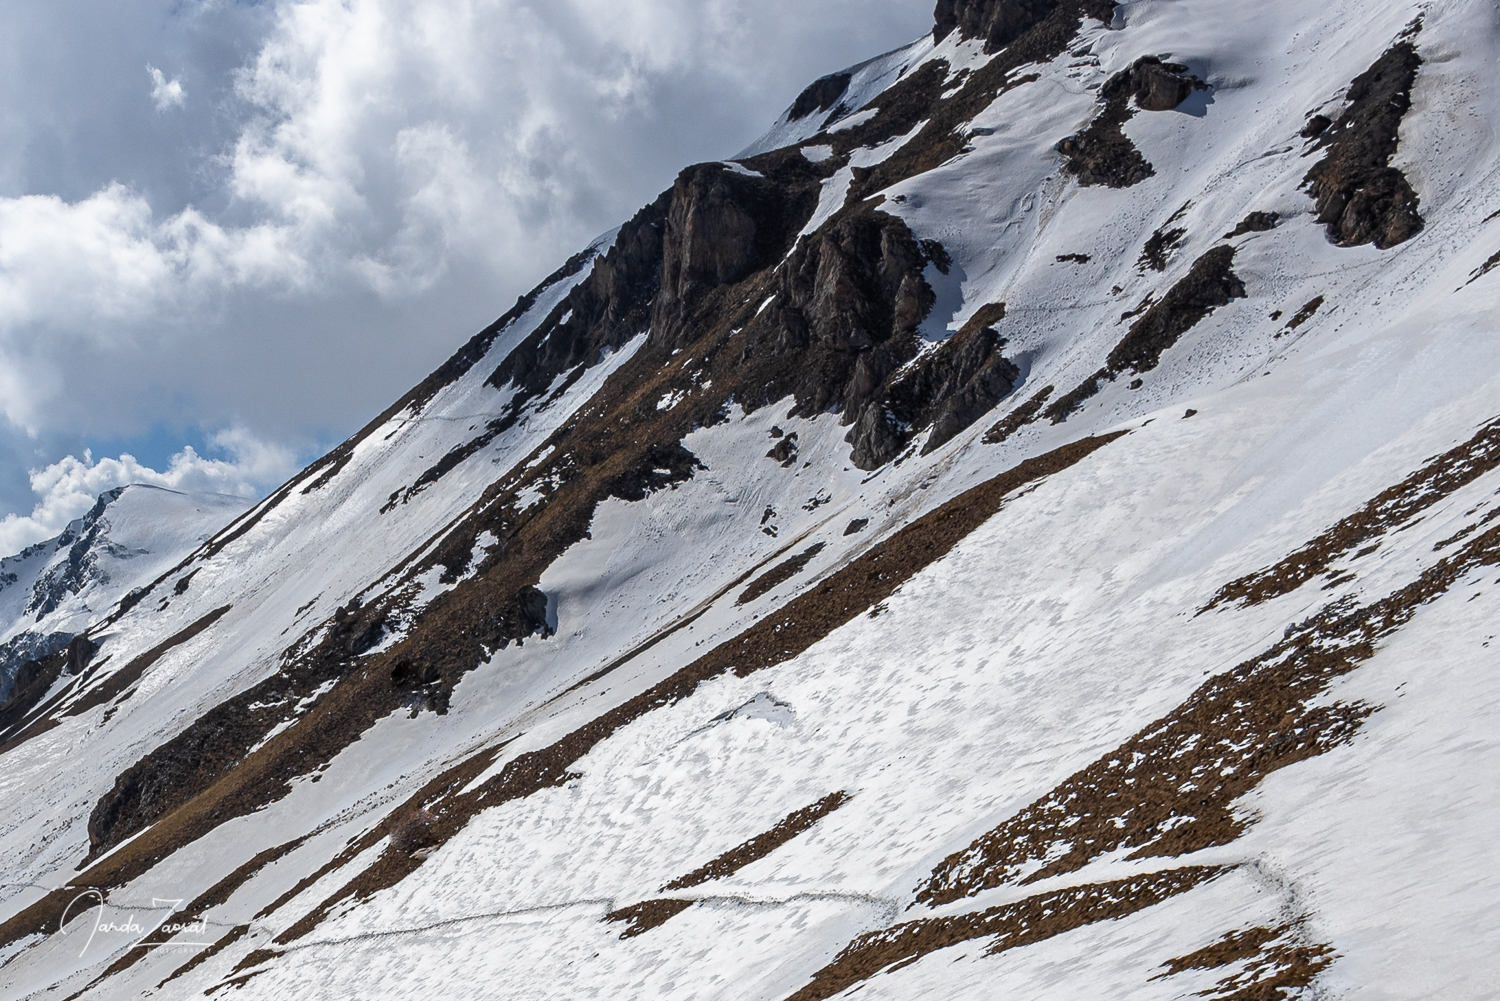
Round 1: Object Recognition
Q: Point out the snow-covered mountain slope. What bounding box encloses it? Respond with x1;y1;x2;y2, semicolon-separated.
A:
0;486;248;701
3;0;1500;997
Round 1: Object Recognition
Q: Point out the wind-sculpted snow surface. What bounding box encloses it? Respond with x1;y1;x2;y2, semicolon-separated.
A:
3;0;1500;998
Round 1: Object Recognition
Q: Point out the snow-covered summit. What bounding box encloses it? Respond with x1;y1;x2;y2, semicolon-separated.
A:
0;484;247;699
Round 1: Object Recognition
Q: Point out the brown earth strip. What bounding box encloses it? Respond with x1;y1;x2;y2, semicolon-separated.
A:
784;866;1222;1001
157;924;250;989
605;899;696;939
0;638;98;750
1157;922;1336;1000
65;605;231;719
920;454;1500;908
662;791;849;890
738;545;828;605
1206;416;1500;610
268;433;1127;945
983;386;1054;444
56;834;312;1000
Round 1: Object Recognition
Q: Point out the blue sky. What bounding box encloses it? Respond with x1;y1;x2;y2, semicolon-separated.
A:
0;0;931;553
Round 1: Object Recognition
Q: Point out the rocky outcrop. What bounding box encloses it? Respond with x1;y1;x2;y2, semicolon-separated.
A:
1304;37;1424;249
1058;57;1205;189
1046;246;1245;423
737;208;938;424
847;304;1020;468
489;194;671;399
651;163;820;351
934;0;1068;53
789;72;853;122
1103;56;1205;112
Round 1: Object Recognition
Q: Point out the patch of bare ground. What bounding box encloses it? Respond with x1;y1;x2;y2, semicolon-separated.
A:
605;899;696;939
157;924;250;989
1139;226;1186;272
982;386;1053;445
0;638;96;751
1279;296;1324;336
54;833;313;1001
920;457;1500;908
1156;922;1336;1000
1304;31;1424;249
663;791;849;890
1057;57;1205;189
1466;250;1500;286
65;605;231;719
738;544;827;605
1224;212;1279;239
266;433;1126;946
1206;416;1500;610
783;867;1222;1001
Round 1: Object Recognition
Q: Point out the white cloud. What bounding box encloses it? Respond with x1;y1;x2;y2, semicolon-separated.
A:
0;428;298;557
147;64;186;110
0;0;928;524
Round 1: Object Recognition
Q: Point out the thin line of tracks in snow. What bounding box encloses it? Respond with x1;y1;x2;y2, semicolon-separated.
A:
241;890;904;954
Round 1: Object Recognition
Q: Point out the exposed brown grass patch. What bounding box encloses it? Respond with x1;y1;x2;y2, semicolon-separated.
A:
1206;416;1500;610
783;867;1221;1001
1158;922;1336;1000
663;791;849;890
268;433;1126;945
605;899;696;939
921;462;1500;908
737;544;827;605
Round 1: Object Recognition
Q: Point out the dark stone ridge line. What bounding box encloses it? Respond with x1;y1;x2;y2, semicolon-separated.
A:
1044;245;1245;423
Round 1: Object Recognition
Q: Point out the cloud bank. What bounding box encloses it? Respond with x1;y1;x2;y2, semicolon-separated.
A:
0;0;930;552
0;428;297;557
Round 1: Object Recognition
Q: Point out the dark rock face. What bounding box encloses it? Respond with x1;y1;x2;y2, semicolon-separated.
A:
1058;57;1205;189
741;209;937;424
489;194;670;400
1301;114;1332;139
1139;227;1187;272
651;162;823;353
1106;245;1246;374
1103;56;1202;112
1224;211;1279;238
767;433;800;467
1304;38;1424;249
846;304;1020;468
789;72;853;122
934;0;1063;53
1045;246;1245;423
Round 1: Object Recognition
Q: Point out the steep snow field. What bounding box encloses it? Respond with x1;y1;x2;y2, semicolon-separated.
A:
2;0;1499;998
